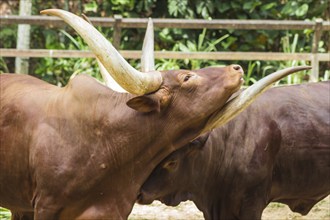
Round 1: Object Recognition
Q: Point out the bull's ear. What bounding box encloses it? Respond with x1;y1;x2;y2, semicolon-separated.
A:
126;95;160;113
127;88;171;113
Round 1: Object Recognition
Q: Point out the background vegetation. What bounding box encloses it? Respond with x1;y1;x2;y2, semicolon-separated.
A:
0;0;329;218
1;0;329;86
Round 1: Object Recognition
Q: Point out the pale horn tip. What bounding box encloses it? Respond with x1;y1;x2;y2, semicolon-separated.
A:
40;9;60;15
282;66;312;76
292;65;312;71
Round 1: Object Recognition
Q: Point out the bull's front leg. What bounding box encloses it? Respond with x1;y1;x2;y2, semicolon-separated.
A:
239;202;265;220
238;185;270;220
33;204;61;220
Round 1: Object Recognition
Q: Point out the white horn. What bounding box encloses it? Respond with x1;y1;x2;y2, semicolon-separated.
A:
41;9;162;95
202;66;312;133
80;13;127;93
97;59;128;93
141;18;155;72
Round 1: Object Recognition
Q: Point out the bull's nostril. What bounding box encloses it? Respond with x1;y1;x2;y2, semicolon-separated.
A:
233;65;241;71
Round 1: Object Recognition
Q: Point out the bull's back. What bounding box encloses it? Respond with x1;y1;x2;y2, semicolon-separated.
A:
226;82;330;214
267;81;330;213
0;74;57;209
267;82;329;150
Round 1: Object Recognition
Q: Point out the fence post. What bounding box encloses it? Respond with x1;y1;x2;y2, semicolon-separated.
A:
15;0;32;74
113;15;122;49
310;18;323;82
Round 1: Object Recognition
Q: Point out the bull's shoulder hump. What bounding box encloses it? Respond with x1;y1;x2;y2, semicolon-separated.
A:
65;74;109;94
0;73;52;88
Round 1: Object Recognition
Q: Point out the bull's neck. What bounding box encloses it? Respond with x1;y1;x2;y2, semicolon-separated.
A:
59;79;194;216
58;76;214;217
190;125;238;220
189;147;220;219
56;79;164;216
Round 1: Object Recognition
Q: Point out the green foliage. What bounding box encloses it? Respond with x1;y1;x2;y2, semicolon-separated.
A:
264;32;310;85
281;1;309;18
168;0;193;18
176;29;229;69
279;33;309;84
0;26;17;48
0;207;11;220
0;25;16;73
0;57;9;73
196;0;214;19
0;0;328;85
32;30;102;86
244;61;261;86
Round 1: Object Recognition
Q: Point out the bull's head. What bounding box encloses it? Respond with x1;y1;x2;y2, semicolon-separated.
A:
40;9;310;134
137;133;211;206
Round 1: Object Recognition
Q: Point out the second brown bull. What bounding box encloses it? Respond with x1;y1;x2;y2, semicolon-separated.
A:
139;81;330;220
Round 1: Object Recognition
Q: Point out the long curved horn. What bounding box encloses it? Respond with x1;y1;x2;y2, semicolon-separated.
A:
81;14;127;93
202;66;312;133
96;59;128;93
41;9;162;95
141;18;155;72
81;14;155;92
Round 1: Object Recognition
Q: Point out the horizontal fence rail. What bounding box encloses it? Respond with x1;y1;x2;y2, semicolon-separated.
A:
1;49;329;61
1;15;330;30
0;15;329;81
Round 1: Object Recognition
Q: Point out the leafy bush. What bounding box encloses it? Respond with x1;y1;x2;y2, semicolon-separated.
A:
0;0;328;85
0;207;11;220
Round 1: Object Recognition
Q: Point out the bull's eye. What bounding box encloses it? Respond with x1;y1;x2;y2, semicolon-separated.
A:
163;160;178;171
183;75;191;82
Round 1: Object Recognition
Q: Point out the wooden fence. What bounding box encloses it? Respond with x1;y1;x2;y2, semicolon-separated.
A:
1;15;330;81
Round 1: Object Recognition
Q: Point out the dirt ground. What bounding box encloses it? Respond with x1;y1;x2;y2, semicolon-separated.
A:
0;197;328;220
129;196;330;220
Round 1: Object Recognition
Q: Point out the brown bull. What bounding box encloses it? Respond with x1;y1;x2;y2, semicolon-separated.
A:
0;9;310;220
139;81;330;220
